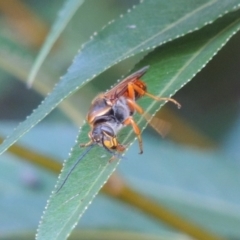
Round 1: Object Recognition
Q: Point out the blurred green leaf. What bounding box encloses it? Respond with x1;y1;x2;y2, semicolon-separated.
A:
1;120;240;238
28;0;85;86
0;33;91;124
0;123;190;238
36;9;240;240
0;33;59;94
120;130;240;238
1;0;239;155
1;230;189;240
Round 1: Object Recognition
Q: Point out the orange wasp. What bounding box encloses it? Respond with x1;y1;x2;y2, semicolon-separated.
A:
80;66;181;154
56;66;180;192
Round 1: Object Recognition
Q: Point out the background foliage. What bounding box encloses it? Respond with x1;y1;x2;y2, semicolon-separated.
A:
0;1;240;240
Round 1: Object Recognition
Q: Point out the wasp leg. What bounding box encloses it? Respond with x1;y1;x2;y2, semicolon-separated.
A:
126;98;144;114
109;155;117;163
109;143;126;163
126;83;145;114
80;140;93;148
116;143;126;152
124;117;143;154
129;82;181;109
127;81;136;100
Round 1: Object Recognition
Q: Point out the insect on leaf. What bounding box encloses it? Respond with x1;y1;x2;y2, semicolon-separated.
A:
36;9;240;240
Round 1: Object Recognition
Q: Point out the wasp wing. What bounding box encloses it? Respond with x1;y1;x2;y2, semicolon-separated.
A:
104;66;149;100
144;113;171;138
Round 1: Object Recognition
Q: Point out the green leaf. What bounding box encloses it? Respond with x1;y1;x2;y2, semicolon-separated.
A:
27;0;85;87
36;10;240;240
1;0;239;155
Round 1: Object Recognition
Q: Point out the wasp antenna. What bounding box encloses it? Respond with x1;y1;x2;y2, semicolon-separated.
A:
56;144;95;194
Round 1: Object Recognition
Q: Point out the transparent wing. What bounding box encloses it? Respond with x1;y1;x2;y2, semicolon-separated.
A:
144;113;171;138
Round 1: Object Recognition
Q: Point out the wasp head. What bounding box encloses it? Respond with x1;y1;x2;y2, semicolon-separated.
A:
90;123;125;153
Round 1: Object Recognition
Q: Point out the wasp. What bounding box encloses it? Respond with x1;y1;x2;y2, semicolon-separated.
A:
56;67;181;192
80;66;181;154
